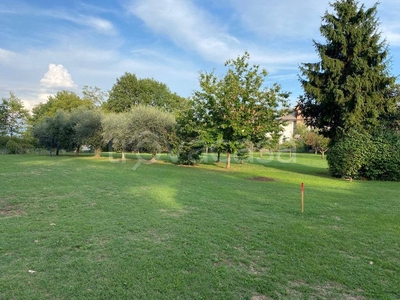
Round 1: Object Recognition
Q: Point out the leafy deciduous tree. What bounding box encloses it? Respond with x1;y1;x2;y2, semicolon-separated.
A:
103;72;187;113
31;90;93;124
102;112;131;160
193;52;289;168
0;92;29;138
315;134;330;159
33;110;76;155
102;106;175;161
70;107;104;157
82;85;109;107
126;105;175;161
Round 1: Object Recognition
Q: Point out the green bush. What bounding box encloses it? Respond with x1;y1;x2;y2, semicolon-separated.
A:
177;140;203;165
0;136;10;148
3;137;35;154
6;139;22;154
235;147;249;164
364;131;400;181
327;130;373;179
327;130;400;181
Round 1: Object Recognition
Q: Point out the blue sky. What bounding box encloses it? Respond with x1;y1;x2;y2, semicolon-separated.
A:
1;0;400;110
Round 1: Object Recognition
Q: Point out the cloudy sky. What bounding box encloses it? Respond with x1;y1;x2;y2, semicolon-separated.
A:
1;0;400;110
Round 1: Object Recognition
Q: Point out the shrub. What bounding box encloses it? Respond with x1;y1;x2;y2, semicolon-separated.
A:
327;130;373;179
364;130;400;181
235;147;249;164
327;130;400;181
177;140;203;165
0;136;10;148
3;137;35;154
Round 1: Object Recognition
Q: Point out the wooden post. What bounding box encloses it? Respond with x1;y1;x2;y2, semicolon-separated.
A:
301;183;305;213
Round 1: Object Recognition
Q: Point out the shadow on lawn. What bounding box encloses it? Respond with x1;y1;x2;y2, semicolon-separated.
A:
259;160;331;178
198;152;330;177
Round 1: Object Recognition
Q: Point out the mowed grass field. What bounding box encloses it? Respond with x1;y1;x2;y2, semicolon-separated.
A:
0;152;399;299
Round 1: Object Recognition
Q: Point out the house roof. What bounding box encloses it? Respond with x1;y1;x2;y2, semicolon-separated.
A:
280;113;297;121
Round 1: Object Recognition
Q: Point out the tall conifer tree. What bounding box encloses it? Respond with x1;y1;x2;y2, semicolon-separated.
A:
299;0;396;142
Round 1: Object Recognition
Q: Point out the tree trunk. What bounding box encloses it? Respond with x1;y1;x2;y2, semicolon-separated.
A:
95;148;101;158
56;148;59;156
226;151;231;169
259;149;263;157
150;152;157;162
75;146;80;156
121;150;125;160
321;151;325;159
205;146;208;154
315;148;318;155
217;151;221;163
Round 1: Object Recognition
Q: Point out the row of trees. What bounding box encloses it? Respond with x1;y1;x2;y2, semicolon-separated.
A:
2;0;399;179
25;53;290;168
32;105;174;159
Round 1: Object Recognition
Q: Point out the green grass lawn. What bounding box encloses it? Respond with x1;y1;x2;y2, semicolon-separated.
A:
1;152;399;299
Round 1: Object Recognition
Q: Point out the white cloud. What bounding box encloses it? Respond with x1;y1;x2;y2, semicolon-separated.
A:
126;0;318;73
0;1;117;35
0;48;17;63
85;17;115;33
43;11;117;35
228;0;327;39
40;64;75;88
127;0;240;62
228;0;400;40
382;26;400;47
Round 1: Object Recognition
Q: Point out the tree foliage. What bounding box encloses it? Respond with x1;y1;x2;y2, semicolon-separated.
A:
82;85;109;107
327;129;400;180
172;103;205;165
70;107;104;157
102;113;131;159
193;52;290;168
0;92;29;138
103;73;187;113
102;106;175;160
315;134;330;159
379;83;400;131
33;110;76;155
31;90;93;124
0;136;36;154
126;105;175;160
299;0;396;142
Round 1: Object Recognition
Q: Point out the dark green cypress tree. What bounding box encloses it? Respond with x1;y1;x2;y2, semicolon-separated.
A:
299;0;396;142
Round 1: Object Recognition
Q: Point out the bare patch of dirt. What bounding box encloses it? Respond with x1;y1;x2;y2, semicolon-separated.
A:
0;205;25;217
144;229;170;244
248;177;275;182
159;206;194;218
288;281;365;300
251;295;273;300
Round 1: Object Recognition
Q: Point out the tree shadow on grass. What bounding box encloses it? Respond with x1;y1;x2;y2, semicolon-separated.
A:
258;160;331;178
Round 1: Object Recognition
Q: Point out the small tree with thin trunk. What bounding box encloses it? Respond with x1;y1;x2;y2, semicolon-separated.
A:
102;106;175;161
33;110;76;155
0;92;29;138
127;105;175;162
70;107;104;157
315;134;330;159
193;52;289;168
102;113;131;160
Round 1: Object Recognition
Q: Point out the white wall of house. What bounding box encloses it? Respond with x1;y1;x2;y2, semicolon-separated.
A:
280;121;296;143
